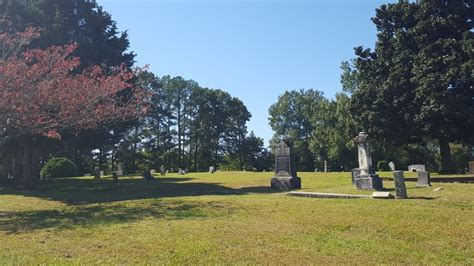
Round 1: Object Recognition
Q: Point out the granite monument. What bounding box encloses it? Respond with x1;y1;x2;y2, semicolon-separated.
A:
394;171;407;199
353;132;383;190
271;140;301;190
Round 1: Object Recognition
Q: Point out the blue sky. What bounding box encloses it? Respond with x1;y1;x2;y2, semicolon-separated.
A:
98;0;393;145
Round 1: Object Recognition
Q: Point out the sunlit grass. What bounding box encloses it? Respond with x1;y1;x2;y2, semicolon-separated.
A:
0;172;473;264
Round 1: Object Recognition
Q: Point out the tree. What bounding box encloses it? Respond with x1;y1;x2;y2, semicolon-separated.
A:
346;0;473;173
0;28;145;187
119;73;253;173
188;88;251;171
309;93;358;171
1;0;134;69
268;89;325;171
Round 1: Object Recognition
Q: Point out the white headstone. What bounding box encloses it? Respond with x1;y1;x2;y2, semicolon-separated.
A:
389;161;396;171
408;164;426;172
354;132;373;175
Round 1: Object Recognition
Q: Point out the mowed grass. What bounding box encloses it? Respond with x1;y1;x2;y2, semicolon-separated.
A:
0;172;473;264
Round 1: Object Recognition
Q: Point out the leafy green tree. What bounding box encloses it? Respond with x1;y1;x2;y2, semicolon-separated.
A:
1;0;134;69
309;93;358;171
269;89;324;171
346;0;473;173
117;73;253;173
227;131;266;171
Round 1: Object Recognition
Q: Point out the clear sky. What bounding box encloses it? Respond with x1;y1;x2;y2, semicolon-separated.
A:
97;0;393;146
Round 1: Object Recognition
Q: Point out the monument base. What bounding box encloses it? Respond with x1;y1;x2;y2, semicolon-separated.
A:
355;174;383;191
271;176;301;190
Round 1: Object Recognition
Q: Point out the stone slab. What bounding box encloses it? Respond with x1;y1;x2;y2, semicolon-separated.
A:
417;171;431;187
469;161;474;174
394;171;407;199
271;176;301;190
351;168;360;185
288;191;370;199
372;192;394;199
355;174;383;190
408;164;426;172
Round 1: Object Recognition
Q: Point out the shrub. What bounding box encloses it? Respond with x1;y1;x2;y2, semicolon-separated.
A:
377;160;391;171
40;158;78;179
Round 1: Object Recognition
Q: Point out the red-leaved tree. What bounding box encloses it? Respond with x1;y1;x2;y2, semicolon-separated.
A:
0;27;147;187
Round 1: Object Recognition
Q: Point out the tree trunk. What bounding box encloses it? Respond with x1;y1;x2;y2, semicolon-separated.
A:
178;104;182;168
439;137;455;174
21;140;36;189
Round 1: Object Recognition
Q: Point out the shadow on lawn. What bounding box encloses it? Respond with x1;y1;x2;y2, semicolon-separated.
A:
0;176;276;205
0;200;231;234
0;176;274;233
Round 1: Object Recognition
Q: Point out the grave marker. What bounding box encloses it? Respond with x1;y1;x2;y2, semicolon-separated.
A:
271;140;301;190
353;132;383;190
394;171;407;199
417;171;431;187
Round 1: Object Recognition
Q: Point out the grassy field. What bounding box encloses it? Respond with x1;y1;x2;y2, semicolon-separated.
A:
0;172;473;264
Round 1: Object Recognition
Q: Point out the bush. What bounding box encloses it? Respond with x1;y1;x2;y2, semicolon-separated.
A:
377;160;390;171
40;158;78;179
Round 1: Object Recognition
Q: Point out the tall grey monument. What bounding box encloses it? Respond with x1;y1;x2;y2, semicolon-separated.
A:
353;132;383;190
271;140;301;190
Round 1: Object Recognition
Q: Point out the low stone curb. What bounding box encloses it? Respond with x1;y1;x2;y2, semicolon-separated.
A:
287;191;371;199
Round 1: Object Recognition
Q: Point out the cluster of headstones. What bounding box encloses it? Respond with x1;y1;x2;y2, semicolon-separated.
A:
351;132;432;199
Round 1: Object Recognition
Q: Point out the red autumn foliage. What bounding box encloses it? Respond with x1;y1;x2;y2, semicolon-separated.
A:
0;27;147;140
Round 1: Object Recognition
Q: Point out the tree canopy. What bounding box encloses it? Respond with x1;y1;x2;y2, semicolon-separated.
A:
345;0;473;173
0;0;134;69
0;27;145;186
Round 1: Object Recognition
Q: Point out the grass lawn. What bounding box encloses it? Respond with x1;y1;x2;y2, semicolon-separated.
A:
0;172;473;264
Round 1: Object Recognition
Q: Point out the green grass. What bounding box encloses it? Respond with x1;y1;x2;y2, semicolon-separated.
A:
0;172;473;264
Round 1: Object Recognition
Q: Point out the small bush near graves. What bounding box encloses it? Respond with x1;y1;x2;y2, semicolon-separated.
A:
40;158;78;179
377;160;390;171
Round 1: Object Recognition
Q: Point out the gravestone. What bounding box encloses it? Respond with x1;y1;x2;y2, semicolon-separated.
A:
408;164;426;172
143;170;154;180
112;171;118;183
209;166;215;174
351;168;360;185
100;171;104;177
469;161;474;174
417;171;431;187
353;132;383;190
394;171;407;199
324;160;328;172
150;169;156;174
389;161;396;171
160;165;166;176
372;192;394;199
116;164;123;176
178;168;185;175
94;167;101;180
271;140;301;190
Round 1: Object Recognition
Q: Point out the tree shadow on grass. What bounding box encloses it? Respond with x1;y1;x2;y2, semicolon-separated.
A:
0;176;280;233
0;200;231;234
0;176;277;205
